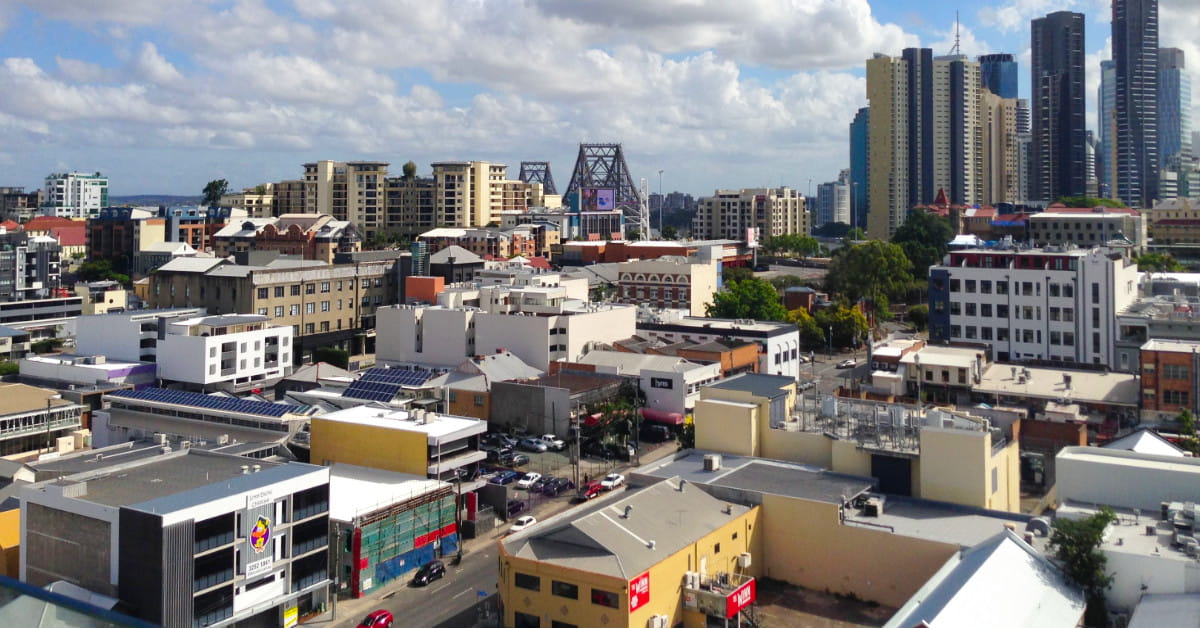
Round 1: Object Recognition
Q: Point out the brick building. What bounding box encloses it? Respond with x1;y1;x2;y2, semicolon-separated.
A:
1139;339;1200;425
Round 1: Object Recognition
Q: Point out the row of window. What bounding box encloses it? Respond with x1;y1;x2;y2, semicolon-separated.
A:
256;278;385;300
950;324;1078;346
513;573;619;608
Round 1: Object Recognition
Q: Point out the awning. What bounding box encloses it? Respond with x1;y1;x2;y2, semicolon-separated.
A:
640;408;684;426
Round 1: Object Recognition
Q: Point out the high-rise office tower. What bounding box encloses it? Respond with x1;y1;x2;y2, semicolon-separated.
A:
849;107;869;230
1113;0;1159;207
1031;11;1087;203
866;49;984;238
1098;60;1118;199
979;53;1019;98
1016;98;1031;135
1159;47;1191;199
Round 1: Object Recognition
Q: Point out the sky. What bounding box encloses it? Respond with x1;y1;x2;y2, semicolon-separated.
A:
0;0;1195;198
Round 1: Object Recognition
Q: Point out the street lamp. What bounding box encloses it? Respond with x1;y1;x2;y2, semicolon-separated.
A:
827;324;833;359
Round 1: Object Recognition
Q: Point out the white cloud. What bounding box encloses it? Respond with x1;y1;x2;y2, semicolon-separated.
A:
131;43;183;87
55;56;113;83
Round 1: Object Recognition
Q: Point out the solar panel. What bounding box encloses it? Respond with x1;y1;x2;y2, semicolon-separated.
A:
108;388;296;418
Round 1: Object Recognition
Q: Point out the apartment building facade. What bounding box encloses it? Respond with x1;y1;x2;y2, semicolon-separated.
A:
86;207;167;270
303;160;388;240
0;186;44;222
156;314;294;392
692;187;808;241
147;257;399;361
614;255;720;317
42;172;108;218
212;214;361;264
928;247;1139;365
1026;207;1146;250
1138;339;1200;424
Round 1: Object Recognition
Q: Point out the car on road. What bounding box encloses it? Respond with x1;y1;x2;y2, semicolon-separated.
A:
517;437;548;453
605;442;636;461
541;477;575;496
798;354;811;363
836;359;857;369
510;516;537;532
581;481;604;500
358;610;394;628
506;500;527;517
539;434;566;450
489;470;520;485
600;473;625;490
411;560;446;586
516;472;542;489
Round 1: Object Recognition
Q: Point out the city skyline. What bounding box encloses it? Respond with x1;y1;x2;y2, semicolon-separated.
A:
0;0;1197;197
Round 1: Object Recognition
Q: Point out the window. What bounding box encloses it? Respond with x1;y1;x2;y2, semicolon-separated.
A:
551;622;577;628
981;304;992;317
257;288;268;299
996;281;1008;295
514;613;540;628
958;370;966;384
981;327;993;340
257;307;268;316
1093;332;1101;353
965;280;976;293
275;306;284;317
321;282;330;293
375;277;384;287
965;303;976;316
965;326;977;339
950;279;960;292
291;285;301;296
1165;390;1190;406
321;301;330;312
1063;284;1074;298
950;325;961;337
1050;331;1061;345
1063;332;1075;346
362;278;370;288
591;588;619;608
306;283;316;295
981;280;992;294
209;347;216;358
1165;364;1190;380
1049;307;1060;321
1022;329;1034;343
551;581;578;599
1092;308;1100;328
714;542;721;554
448;391;458;403
1092;282;1100;304
997;328;1009;341
950;302;961;315
304;323;314;334
1022;281;1033;296
474;395;485;406
306;303;315;314
992;467;999;493
1049;283;1060;297
275;286;285;298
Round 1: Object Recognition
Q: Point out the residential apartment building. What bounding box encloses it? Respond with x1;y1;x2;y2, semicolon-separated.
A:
1113;0;1159;208
162;205;242;252
212;214;360;264
1026;206;1146;250
0;231;60;301
302;160;387;240
86;207;166;270
220;184;276;218
979;53;1018;98
41;172;108;218
1100;60;1118;198
691;187;808;241
156;314;294;392
0;187;44;222
816;176;851;227
613;254;720;317
20;450;332;628
1144;198;1200;246
636;314;803;379
384;174;436;238
928;246;1139;365
1031;11;1088;203
416;225;558;260
981;90;1020;204
146;256;399;361
75;308;206;363
432;161;531;229
849;107;870;228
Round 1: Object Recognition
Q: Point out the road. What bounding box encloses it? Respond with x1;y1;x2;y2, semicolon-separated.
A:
330;542;501;628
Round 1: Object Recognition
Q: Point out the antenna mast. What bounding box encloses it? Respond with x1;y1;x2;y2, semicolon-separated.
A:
950;11;961;56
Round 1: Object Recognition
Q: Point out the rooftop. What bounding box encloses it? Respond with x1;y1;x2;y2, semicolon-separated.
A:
173;313;271;328
429;245;483;265
313;406;485;444
1129;594;1200;628
106;388;311;419
1103;429;1187;457
1141;338;1200;352
0;383;77;415
974;364;1139;407
633;450;871;505
883;530;1084;628
502;477;752;579
705;373;794;398
899;345;986;369
154;257;228;274
328;464;448;522
576;350;709;374
519;372;625;395
637;314;797;335
22;353;150;372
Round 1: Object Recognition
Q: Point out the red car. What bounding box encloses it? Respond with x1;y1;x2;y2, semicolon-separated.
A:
582;481;604;499
358;610;394;628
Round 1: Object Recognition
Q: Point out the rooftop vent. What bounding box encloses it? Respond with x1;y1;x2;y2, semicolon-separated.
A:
623;505;633;519
703;454;722;471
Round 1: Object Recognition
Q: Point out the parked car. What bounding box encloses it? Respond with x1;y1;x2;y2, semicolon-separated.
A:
489;470;520;485
507;452;530;466
517;437;548;453
639;424;673;443
581;439;608;459
506;499;528;517
798;380;815;392
510;515;537;532
488;433;518;448
530;475;555;492
486;447;513;463
600;473;625;490
836;359;857;369
581;481;604;499
542;477;575;496
604;442;636;461
358;610;394;628
411;560;446;586
516;472;542;489
797;354;810;363
540;434;566;450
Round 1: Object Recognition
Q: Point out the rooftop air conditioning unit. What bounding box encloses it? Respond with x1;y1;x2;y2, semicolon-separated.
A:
737;552;752;568
703;454;722;471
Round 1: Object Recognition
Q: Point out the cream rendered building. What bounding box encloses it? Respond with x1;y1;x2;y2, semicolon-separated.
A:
981;92;1020;205
691;187;808;240
432;161;536;229
303;160;388;240
220;183;276;218
866;53;910;239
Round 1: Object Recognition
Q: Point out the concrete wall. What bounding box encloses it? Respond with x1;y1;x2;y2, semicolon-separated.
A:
918;428;989;508
761;430;835;469
831;440;872;478
22;502;116;595
1057;447;1200;512
0;509;18;578
694;399;759;457
309;418;428;477
490;382;571;436
757;494;957;608
1105;547;1200;611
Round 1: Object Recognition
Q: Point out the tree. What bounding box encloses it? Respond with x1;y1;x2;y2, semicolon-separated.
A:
892;210;954;278
0;361;17;376
706;278;788;321
1057;196;1126;209
824;240;913;315
723;266;755;283
1176;410;1200;455
403;161;418;179
812;304;869;348
76;259;130;285
661;225;678;240
812;222;850;238
789;308;825;349
907;304;929;331
201;179;229;206
762;234;820;258
1135;252;1185;272
1047;506;1116;625
313;347;350;369
843;227;866;242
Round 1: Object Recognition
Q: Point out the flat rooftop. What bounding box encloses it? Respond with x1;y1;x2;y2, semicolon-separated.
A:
633;450;872;505
21;354;151;372
1058;502;1195;564
975;364;1138;406
705;373;794;398
68;450;274;508
639;316;795;334
328;464;448;522
1141;338;1200;352
899;345;985;369
313;406;485;444
0;383;78;415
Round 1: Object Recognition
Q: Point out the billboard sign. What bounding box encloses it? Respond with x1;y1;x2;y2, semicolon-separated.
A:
582;188;616;212
629;571;650;612
725;579;757;618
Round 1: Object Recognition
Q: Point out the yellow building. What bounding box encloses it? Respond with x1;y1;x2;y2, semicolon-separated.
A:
309;406;486;483
303;160;389;241
0;509;19;578
500;477;762;628
693;374;1021;512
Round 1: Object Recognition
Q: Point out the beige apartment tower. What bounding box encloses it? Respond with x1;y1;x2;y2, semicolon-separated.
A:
304;161;388;240
867;53;910;239
692;187;809;240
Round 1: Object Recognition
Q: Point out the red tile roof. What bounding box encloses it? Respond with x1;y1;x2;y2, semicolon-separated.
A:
24;216;80;231
50;226;87;247
0;220;20;232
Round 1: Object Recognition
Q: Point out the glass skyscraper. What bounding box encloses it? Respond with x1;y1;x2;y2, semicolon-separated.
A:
1113;0;1159;207
1031;11;1088;202
979;53;1018;98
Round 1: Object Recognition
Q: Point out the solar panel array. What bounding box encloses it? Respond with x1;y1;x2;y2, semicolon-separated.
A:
108;388;304;418
342;367;439;402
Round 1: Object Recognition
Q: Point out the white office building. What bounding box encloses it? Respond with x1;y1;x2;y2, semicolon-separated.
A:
635;313;803;379
928;246;1139;365
75;308;206;363
574;350;721;415
156;314;293;392
41;172;108;218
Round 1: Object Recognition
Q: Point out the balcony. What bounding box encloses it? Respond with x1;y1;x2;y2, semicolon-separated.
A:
683;571;756;620
193;568;234;593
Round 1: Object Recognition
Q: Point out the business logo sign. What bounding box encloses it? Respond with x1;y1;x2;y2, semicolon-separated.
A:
650;377;673;389
629;571;650;612
725;579;756;618
249;515;272;554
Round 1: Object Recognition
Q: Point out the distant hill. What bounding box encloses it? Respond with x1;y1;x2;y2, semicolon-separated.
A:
108;195;203;207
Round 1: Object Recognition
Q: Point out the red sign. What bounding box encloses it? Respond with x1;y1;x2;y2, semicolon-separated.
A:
725;579;756;618
629;572;650;612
